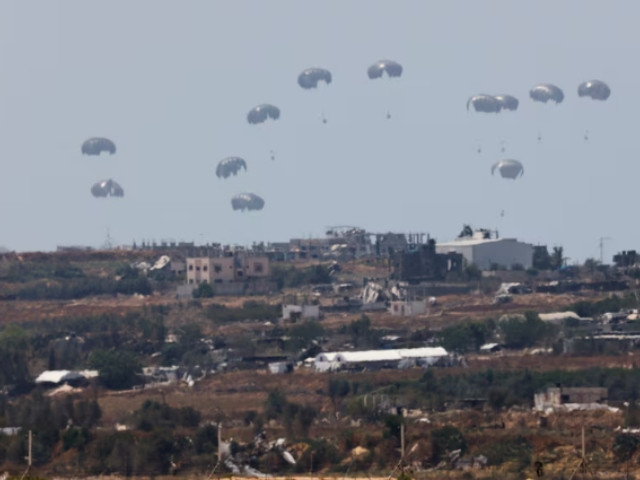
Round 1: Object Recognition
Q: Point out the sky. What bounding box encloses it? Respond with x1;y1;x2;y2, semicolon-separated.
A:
0;1;638;263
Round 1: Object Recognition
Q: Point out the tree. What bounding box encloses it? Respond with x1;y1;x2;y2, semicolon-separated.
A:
288;321;324;352
550;246;564;270
532;246;552;270
193;282;214;298
499;312;555;349
440;322;488;353
345;315;380;349
89;350;142;390
328;378;350;412
583;258;599;274
0;325;31;389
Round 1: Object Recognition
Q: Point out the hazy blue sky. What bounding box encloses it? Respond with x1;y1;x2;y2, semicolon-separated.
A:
0;1;638;262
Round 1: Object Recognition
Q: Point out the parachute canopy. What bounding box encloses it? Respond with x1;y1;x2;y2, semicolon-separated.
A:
216;157;247;179
231;193;264;212
82;137;116;155
529;84;564;104
491;159;524;180
298;68;332;89
91;179;124;198
494;94;519;111
578;80;611;100
247;104;280;124
467;95;502;113
367;60;403;79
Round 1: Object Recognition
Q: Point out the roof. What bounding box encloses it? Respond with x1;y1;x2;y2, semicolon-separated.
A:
437;237;525;248
35;370;98;384
316;347;448;364
539;312;584;322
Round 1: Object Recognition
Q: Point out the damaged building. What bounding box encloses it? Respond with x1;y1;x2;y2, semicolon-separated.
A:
184;251;274;295
391;239;463;282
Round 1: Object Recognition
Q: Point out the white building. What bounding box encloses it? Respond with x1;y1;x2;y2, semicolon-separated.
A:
389;300;427;317
282;304;320;321
436;231;534;270
313;347;448;372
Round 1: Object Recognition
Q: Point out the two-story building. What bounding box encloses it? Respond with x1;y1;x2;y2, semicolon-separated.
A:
186;253;270;285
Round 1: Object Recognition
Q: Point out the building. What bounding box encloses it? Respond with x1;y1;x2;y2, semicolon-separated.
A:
389;300;427;317
313;347;449;372
534;386;608;411
436;229;534;270
282;304;320;321
391;240;463;282
186;253;270;285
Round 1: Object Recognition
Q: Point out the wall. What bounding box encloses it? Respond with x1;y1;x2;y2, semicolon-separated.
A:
389;300;427;316
437;239;533;270
282;304;320;320
186;257;212;285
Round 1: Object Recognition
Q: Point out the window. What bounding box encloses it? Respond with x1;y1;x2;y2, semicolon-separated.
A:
188;265;193;271
196;266;200;271
214;264;222;273
189;279;194;284
254;263;264;273
203;265;208;271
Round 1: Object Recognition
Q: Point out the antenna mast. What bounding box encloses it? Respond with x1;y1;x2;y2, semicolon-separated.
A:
599;237;611;264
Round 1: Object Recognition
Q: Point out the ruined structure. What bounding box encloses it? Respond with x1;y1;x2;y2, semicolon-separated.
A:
391;239;463;282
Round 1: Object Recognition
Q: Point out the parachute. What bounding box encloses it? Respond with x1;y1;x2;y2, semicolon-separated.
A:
578;80;611;100
367;60;403;79
247;104;280;124
529;84;564;104
494;95;519;111
467;95;502;113
216;157;247;179
91;179;124;197
82;137;116;155
298;68;332;89
231;193;265;212
491;159;524;180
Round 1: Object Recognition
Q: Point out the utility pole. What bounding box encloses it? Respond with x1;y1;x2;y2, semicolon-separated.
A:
568;426;595;480
599;237;611;264
20;430;32;480
217;422;223;462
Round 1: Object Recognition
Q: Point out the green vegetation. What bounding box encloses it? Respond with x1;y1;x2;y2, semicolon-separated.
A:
499;312;556;349
439;321;489;353
340;315;380;349
89;350;142;390
205;300;280;323
271;264;332;289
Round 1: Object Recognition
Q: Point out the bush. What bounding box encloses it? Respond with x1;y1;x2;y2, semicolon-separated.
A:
431;425;466;464
613;434;640;463
62;427;90;451
479;435;531;469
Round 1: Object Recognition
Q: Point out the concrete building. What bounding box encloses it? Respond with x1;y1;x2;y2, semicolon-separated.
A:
186;254;270;285
436;230;534;270
534;387;608;411
282;304;321;321
391;240;463;282
389;300;427;317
